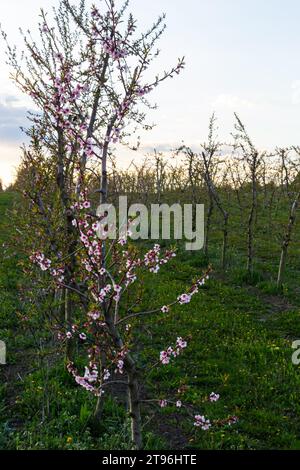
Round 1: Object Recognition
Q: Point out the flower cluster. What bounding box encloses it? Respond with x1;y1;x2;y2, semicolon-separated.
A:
194;414;211;431
177;274;210;305
87;310;101;321
115;349;127;375
159;399;182;408
160;337;187;365
30;251;51;271
91;6;101;20
159;399;168;408
135;85;153;97
102;37;128;61
50;267;65;284
157;392;233;432
67;363;101;396
31;251;66;284
209;392;220;402
144;244;176;274
30;60;96;162
178;293;192;305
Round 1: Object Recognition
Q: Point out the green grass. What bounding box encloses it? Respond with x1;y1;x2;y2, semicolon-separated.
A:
1;190;300;449
139;261;300;449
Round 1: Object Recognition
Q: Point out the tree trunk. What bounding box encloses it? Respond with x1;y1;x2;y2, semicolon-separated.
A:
126;355;143;450
221;211;229;270
204;197;214;258
93;349;107;423
247;205;254;274
104;312;143;449
247;179;257;274
65;289;73;362
277;194;299;287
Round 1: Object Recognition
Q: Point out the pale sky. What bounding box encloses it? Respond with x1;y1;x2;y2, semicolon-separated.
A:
1;0;300;186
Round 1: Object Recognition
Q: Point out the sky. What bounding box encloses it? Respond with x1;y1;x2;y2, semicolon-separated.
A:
1;0;300;186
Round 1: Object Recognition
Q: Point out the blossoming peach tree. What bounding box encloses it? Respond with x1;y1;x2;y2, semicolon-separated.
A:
4;0;237;449
31;193;237;449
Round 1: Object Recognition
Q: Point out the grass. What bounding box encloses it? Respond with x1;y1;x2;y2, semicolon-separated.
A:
1;190;300;449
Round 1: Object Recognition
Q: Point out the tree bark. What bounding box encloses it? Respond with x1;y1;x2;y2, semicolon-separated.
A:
221;211;229;270
104;313;143;449
126;355;143;450
247;163;257;275
204;196;214;259
65;289;73;362
277;194;300;287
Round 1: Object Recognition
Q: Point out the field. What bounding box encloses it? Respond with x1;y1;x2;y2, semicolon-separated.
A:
1;190;300;450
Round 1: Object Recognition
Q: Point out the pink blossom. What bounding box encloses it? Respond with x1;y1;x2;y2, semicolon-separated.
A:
84;262;93;272
159;399;167;408
161;305;169;314
178;293;191;305
209;392;220;402
228;416;238;426
160;350;171;365
116;359;124;374
84;366;98;383
176;337;187;350
103;369;110;381
30;251;52;271
150;265;160;274
88;310;101;321
194;415;211;430
80;233;88;244
160;337;187;365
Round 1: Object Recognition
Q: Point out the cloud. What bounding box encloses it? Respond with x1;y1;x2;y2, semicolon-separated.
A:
0;141;22;187
0;94;32;142
140;143;180;153
211;93;256;110
0;94;34;186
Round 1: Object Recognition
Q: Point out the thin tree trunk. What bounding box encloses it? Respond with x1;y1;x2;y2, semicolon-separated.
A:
104;313;143;449
204;197;214;258
204;174;229;269
247;205;254;273
277;194;300;287
92;142;109;423
268;188;276;233
221;211;229;270
126;355;143;450
93;350;106;423
247;172;257;274
56;125;77;361
65;289;73;362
